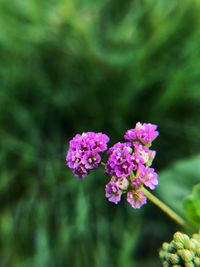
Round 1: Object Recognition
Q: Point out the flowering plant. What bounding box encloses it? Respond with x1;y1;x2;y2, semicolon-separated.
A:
66;122;159;208
66;122;200;266
105;122;158;208
66;132;109;178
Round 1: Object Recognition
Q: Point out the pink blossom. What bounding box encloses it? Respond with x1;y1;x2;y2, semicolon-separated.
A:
135;122;159;145
127;190;147;209
124;122;159;145
105;142;134;178
138;165;158;190
66;132;109;178
105;182;122;204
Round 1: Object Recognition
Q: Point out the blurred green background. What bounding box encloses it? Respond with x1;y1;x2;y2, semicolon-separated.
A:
0;0;200;266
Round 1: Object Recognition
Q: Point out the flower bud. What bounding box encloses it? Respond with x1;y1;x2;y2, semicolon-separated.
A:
177;249;195;262
127;146;133;154
194;256;200;266
192;233;200;242
172;241;184;250
117;177;129;191
146;150;156;166
162;261;170;267
168;254;180;264
164;252;174;261
159;250;168;259
184;239;198;251
162;242;175;252
173;232;189;244
196;248;200;257
184;262;195;267
160;231;200;266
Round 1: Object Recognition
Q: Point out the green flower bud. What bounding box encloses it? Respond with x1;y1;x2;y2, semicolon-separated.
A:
184;262;195;267
194;256;200;266
184;239;198;251
196;248;200;257
160;231;200;267
192;233;200;242
168;253;180;264
173;241;184;250
164;252;174;261
173;232;189;244
159;250;168;260
191;238;199;249
162;242;175;252
177;249;195;262
162;261;170;267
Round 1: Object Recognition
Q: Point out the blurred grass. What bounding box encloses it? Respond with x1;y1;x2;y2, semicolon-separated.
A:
0;0;200;266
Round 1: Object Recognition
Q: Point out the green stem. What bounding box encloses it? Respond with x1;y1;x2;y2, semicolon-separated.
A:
141;187;192;230
102;164;193;230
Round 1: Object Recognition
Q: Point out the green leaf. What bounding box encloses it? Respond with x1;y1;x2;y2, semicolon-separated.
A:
157;155;200;215
183;183;200;227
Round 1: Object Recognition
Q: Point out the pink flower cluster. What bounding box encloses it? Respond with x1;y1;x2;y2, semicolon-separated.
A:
66;122;159;210
66;132;109;178
124;122;159;145
105;122;159;208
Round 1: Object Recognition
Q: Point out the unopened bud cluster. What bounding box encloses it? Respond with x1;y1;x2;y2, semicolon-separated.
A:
159;231;200;267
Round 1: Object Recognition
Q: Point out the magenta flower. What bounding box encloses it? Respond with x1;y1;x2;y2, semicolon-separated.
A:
105;142;134;178
66;132;109;178
104;122;159;208
138;165;158;190
73;165;88;178
107;142;132;155
105;182;122;204
132;142;156;166
67;122;159;210
135;122;159;144
124;129;137;141
90;132;110;152
124;122;159;145
82;151;101;169
127;190;147;209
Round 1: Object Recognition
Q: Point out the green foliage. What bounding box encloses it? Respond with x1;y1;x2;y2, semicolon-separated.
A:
157;155;200;215
0;0;200;266
184;184;200;227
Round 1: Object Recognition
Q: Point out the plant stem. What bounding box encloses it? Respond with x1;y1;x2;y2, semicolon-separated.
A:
141;187;192;231
101;164;193;231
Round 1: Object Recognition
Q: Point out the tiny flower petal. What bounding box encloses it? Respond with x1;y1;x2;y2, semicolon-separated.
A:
127;190;147;209
105;142;133;178
82;151;101;169
131;178;142;187
105;182;122;204
135;122;159;145
116;177;129;191
138;165;158;190
73;165;88;179
124;129;137;141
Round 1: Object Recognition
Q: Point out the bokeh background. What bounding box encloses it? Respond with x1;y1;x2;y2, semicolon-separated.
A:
1;0;200;266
